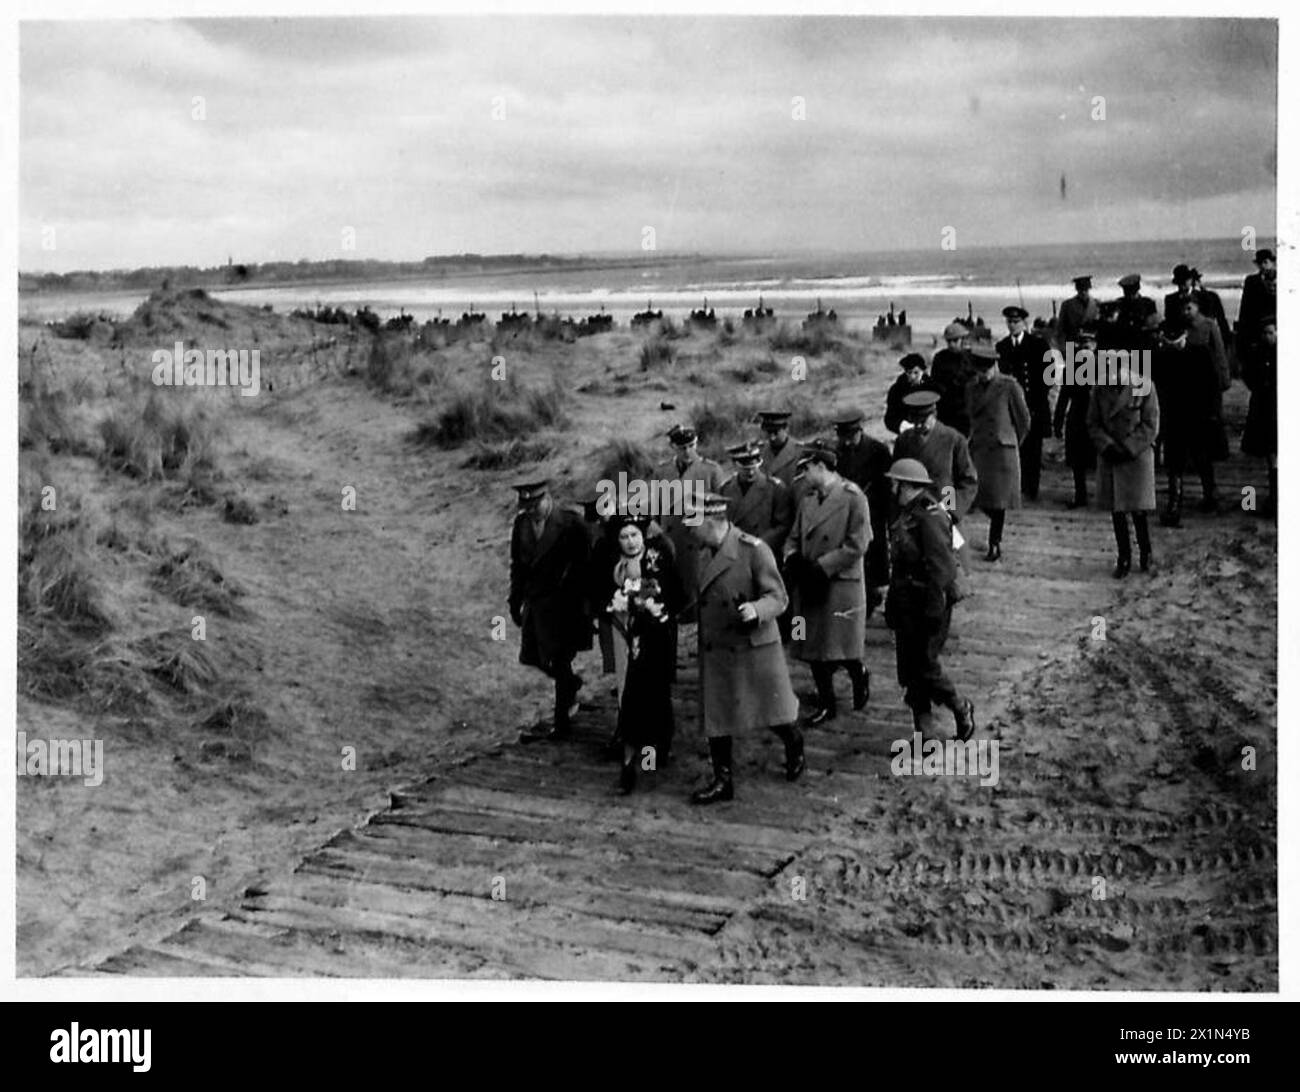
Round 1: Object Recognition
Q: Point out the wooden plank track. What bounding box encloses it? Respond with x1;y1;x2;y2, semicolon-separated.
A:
86;390;1276;984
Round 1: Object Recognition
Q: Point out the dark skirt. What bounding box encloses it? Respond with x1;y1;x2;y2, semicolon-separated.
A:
615;623;676;752
1242;388;1277;457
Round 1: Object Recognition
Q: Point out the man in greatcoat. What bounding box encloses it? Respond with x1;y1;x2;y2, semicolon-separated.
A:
930;322;977;436
757;410;804;492
966;342;1031;561
509;480;592;741
656;423;726;627
1057;275;1101;350
1088;361;1160;577
893;389;979;524
834;410;892;614
783;439;870;724
689;494;803;805
1104;273;1159;347
1052;325;1100;508
1237;248;1277;364
996;305;1052;500
720;440;793;555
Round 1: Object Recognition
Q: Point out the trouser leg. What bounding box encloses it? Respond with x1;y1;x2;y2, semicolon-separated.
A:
810;661;837;718
1072;465;1088;505
1111;512;1131;561
988;508;1006;547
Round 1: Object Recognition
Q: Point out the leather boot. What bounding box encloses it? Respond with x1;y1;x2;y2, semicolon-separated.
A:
953;697;977;742
1133;513;1152;573
1160;474;1183;528
1111;513;1131;578
691;736;734;804
808;662;837;724
846;660;870;711
772;724;806;782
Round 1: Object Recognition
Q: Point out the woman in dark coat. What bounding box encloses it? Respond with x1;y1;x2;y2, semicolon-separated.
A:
604;514;683;794
1052;328;1099;508
1088;361;1160;577
1240;317;1277;517
965;342;1030;561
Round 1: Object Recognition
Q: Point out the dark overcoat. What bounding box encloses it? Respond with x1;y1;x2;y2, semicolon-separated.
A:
929;347;976;435
965;373;1030;510
696;526;799;736
509;506;592;673
784;477;869;662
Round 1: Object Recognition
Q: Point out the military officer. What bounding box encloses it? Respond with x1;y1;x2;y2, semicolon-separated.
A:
656;423;726;624
966;342;1031;561
834;410;892;613
1057;275;1100;349
690;494;803;804
1052;325;1100;508
783;439;871;724
756;410;803;490
1237;248;1277;363
509;480;592;741
720;440;794;555
995;305;1052;500
883;459;976;741
893;389;979;523
1104;273;1158;346
930;322;977;436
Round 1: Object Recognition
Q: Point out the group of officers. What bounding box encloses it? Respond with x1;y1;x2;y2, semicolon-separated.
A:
508;251;1277;804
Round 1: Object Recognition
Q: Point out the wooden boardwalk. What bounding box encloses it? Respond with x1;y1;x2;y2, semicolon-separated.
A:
84;394;1277;987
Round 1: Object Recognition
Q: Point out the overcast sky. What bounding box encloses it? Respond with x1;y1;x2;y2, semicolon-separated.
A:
20;16;1277;272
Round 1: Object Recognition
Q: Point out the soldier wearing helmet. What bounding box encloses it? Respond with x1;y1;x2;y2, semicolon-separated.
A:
883;459;976;742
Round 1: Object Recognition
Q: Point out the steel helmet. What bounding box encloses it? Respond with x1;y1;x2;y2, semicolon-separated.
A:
885;458;934;486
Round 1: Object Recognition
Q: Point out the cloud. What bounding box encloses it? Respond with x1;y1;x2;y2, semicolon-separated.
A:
19;15;1278;270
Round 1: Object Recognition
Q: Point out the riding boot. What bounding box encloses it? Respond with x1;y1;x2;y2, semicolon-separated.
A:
691;736;734;804
809;662;838;724
771;724;806;782
845;660;870;711
1111;513;1131;578
1133;513;1152;572
1160;474;1183;528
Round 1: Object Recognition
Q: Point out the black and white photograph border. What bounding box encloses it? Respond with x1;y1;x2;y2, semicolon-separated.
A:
4;0;1297;1002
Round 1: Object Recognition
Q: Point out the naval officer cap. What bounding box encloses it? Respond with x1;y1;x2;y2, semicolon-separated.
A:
1001;305;1029;321
1117;273;1142;288
513;479;550;502
902;389;941;416
727;440;763;464
942;322;970;340
756;410;792;428
667;424;698;445
832;409;865;432
797;437;839;469
1072;275;1093;289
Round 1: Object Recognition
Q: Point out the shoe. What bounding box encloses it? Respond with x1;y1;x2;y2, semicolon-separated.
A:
691;737;734;805
851;668;870;711
984;542;1002;563
520;721;571;743
564;674;584;720
954;699;977;742
1112;557;1131;579
808;704;837;726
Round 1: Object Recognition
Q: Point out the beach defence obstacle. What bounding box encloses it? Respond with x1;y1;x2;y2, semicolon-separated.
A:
687;298;717;331
457;304;487;331
742;296;775;334
631;301;664;329
872;302;911;348
952;302;993;344
802;298;839;331
497;305;533;333
577;307;614;336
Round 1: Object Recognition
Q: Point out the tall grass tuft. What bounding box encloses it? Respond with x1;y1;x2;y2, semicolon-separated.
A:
411;376;568;449
99;390;221;481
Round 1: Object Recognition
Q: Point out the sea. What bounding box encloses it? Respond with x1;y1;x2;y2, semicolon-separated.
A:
20;237;1263;341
